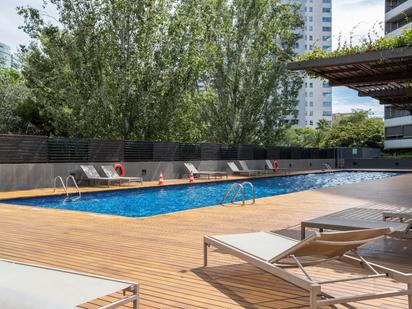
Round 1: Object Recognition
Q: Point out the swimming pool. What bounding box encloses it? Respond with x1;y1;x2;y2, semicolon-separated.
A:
2;171;402;218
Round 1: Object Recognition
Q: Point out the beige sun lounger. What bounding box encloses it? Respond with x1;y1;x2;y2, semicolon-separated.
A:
101;165;143;184
238;161;268;175
227;162;259;176
184;163;228;179
383;208;412;222
301;214;412;239
204;228;412;309
80;165;126;187
0;259;138;309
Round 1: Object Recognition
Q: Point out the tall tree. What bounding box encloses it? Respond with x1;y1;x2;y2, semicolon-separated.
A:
199;0;303;144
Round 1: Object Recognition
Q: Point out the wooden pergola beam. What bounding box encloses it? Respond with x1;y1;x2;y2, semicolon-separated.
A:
358;88;412;98
329;71;412;87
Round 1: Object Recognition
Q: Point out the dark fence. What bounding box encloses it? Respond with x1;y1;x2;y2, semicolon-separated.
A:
0;134;339;163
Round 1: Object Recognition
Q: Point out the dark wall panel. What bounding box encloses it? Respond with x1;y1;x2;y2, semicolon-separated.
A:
0;135;48;163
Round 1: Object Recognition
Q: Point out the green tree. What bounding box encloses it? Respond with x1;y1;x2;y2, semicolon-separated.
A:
192;0;303;144
0;67;30;134
17;0;304;143
324;110;384;148
17;0;207;140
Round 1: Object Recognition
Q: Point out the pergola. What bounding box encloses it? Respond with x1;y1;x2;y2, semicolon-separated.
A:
287;46;412;110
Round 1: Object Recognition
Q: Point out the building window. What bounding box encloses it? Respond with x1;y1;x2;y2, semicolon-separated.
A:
310;101;314;107
322;8;331;13
322;35;331;41
309;92;313;97
323;111;332;116
323;0;331;3
322;17;331;22
309;7;313;12
322;101;331;107
322;26;332;32
323;92;332;98
309;111;313;116
309;16;313;22
323;81;330;88
309;82;313;88
309;26;313;31
309;35;313;41
309;120;314;126
323;45;332;51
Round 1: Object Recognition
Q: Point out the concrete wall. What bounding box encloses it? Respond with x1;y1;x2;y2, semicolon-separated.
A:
345;158;412;169
0;159;336;192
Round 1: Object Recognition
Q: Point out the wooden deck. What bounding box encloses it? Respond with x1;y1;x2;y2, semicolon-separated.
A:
0;172;411;308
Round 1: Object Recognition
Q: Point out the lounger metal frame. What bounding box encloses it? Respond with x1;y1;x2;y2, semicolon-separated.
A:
203;231;412;309
0;258;139;309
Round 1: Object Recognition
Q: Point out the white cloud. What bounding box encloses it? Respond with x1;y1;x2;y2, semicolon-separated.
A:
332;0;384;117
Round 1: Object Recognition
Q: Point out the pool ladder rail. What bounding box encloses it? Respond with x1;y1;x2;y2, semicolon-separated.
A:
221;182;255;206
322;163;332;170
53;175;81;202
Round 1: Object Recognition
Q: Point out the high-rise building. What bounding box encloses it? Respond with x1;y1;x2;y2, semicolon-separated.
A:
0;42;12;67
383;0;412;149
293;0;332;128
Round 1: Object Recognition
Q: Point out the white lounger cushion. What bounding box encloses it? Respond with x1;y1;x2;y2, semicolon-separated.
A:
210;232;298;261
0;260;132;309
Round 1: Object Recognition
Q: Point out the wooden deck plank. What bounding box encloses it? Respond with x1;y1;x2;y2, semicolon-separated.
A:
0;172;411;308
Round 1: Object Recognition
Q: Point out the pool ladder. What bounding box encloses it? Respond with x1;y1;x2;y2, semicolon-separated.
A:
53;176;81;201
322;163;332;170
221;182;255;206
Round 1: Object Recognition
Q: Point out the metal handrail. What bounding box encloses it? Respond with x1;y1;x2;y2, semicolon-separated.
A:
53;176;67;195
221;183;243;205
322;163;332;170
65;175;81;201
221;182;255;206
242;182;255;204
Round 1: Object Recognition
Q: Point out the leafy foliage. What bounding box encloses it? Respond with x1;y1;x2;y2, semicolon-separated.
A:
13;0;303;144
296;23;412;62
0;67;31;134
280;110;384;149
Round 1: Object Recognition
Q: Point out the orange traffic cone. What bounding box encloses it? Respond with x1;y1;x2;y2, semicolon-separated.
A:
189;171;194;183
158;172;164;185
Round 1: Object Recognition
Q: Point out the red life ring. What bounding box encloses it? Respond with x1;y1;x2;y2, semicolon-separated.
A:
113;163;125;176
272;160;279;170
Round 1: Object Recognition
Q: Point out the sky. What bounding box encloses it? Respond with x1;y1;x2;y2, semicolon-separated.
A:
0;0;385;117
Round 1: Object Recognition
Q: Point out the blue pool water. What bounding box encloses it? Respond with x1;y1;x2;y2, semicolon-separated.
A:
2;172;402;218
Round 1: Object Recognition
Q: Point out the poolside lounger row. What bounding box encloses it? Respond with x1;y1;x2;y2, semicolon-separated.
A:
204;228;412;309
81;165;143;187
184;161;289;179
0;259;138;309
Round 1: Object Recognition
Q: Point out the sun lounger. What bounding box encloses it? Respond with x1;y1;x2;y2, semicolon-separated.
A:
227;162;259;176
184;163;228;179
204;228;412;309
0;259;138;309
80;165;126;187
238;160;268;175
301;214;412;240
101;165;143;184
383;208;412;222
265;159;289;174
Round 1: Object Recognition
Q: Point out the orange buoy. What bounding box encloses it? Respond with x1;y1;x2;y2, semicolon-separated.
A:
113;163;125;176
189;171;194;183
158;172;164;185
272;160;279;172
